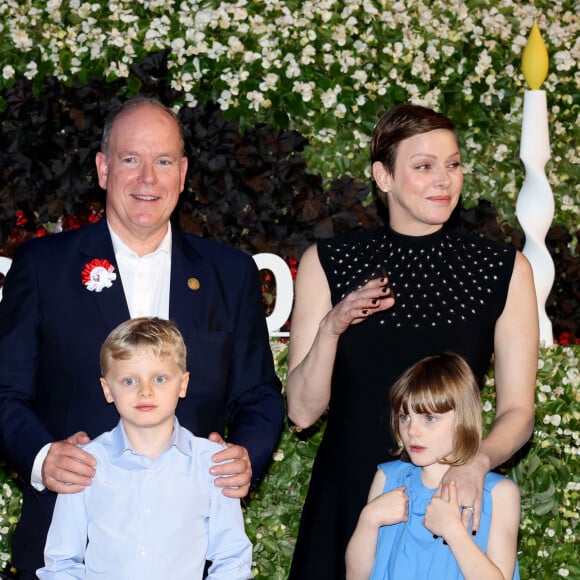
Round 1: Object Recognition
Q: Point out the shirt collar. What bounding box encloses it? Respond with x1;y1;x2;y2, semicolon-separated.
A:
108;221;172;258
110;417;193;459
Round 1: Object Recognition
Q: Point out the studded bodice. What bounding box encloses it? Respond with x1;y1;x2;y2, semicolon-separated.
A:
317;226;515;443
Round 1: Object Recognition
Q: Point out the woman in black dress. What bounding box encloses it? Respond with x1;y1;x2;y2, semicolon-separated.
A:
286;104;538;579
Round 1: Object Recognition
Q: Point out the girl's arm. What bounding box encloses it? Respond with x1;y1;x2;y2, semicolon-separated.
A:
425;479;520;580
287;245;394;428
346;471;408;580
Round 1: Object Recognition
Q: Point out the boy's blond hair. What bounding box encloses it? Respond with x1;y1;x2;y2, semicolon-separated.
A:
100;317;187;375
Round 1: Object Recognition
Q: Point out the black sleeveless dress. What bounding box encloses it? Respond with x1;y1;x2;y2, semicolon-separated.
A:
289;225;515;580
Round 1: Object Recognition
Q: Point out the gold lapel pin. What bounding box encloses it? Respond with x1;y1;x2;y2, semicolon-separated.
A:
187;277;200;291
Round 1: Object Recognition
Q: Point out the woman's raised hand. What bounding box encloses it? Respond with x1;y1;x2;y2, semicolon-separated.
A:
321;276;395;336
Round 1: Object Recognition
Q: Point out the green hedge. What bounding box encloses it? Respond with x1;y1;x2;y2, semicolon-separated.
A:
1;344;578;579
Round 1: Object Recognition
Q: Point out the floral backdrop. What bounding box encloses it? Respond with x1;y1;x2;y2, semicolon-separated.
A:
0;0;578;578
0;0;578;230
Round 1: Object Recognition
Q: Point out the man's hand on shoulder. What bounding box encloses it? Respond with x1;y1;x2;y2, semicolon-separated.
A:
208;432;252;498
42;431;96;494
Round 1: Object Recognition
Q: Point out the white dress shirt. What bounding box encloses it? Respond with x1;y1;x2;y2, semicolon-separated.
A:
110;223;171;319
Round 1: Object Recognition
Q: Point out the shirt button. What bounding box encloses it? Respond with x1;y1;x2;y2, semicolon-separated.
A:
139;547;146;556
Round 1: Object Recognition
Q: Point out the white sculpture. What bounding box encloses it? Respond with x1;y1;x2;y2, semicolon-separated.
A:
515;19;554;346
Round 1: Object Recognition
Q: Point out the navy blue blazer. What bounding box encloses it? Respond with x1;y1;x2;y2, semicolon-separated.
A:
0;218;284;572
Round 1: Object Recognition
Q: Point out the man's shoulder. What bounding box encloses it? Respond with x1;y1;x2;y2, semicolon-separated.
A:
180;232;249;256
178;231;256;269
14;221;102;258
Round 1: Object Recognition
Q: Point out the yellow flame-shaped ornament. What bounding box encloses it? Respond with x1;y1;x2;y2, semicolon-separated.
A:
522;19;549;90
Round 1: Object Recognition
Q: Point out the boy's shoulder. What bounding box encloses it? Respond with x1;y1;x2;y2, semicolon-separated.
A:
176;424;226;457
80;428;117;460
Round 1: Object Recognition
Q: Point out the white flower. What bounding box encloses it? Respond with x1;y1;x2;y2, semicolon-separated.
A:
24;61;38;80
246;90;270;112
284;59;301;78
2;65;15;80
259;72;279;92
217;89;234;111
11;29;34;51
292;80;315;102
334;103;347;118
543;414;562;427
352;70;367;85
320;88;338;109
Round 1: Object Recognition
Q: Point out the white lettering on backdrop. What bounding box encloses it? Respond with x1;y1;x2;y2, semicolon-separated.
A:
252;253;293;337
0;255;294;335
0;257;11;302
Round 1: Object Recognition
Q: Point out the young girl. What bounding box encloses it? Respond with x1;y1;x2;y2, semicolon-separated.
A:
346;353;520;580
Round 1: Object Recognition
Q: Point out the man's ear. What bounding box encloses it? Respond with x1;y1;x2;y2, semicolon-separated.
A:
95;152;109;190
100;377;114;404
179;156;188;193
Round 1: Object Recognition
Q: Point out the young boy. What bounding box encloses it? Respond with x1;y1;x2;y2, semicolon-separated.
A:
37;317;253;579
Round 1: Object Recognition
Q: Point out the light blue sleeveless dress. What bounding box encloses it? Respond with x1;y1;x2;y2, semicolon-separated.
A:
370;461;520;579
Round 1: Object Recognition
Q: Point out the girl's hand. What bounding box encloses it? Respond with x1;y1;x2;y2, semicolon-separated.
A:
424;481;464;539
435;454;488;533
321;277;394;337
364;485;409;527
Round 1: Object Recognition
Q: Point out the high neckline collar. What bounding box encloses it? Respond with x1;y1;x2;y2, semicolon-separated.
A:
386;224;445;246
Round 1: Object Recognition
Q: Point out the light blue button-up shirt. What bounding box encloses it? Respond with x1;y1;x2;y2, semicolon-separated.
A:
37;418;253;579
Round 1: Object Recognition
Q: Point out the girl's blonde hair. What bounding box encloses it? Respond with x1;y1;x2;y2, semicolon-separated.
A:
100;317;187;375
389;353;482;465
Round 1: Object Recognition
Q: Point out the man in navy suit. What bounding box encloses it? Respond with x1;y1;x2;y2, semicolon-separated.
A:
0;97;284;578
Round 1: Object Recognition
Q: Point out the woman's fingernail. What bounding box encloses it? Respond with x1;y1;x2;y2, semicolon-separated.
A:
372;298;378;305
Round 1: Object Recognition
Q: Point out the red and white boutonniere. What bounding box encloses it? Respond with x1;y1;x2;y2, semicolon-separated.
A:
81;258;117;292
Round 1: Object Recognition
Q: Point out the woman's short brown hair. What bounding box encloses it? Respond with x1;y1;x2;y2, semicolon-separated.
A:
370;104;458;176
389;352;482;466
